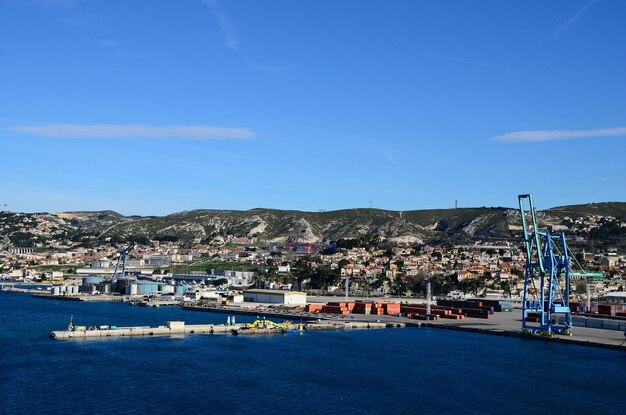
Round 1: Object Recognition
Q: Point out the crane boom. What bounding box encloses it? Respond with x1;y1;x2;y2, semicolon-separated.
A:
112;243;136;280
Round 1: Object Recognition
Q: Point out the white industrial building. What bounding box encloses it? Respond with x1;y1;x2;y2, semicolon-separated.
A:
600;291;626;303
243;289;307;305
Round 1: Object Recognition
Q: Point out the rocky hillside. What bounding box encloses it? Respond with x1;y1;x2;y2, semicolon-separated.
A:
1;202;625;248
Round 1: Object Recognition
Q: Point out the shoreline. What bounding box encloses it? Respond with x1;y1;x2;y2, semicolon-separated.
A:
3;290;624;351
420;322;626;352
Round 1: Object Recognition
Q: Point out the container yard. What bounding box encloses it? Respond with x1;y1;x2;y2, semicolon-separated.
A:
179;298;626;350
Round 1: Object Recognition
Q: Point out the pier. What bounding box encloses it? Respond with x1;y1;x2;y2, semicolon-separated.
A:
131;299;181;307
33;293;125;302
51;321;244;339
50;319;393;340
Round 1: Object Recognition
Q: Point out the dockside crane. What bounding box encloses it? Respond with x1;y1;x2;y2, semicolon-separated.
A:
112;242;136;280
518;194;603;336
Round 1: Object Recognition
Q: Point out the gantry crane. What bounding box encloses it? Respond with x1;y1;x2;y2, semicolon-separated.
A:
518;194;602;336
112;242;136;280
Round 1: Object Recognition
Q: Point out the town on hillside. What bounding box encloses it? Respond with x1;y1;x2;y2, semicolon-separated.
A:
1;231;624;303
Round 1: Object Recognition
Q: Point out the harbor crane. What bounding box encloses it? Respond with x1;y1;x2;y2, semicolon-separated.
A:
518;194;603;336
112;242;136;280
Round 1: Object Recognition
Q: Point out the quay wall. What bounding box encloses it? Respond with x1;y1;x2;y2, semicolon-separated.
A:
51;323;242;339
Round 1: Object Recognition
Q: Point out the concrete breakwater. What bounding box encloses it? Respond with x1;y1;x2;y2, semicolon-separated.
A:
51;321;243;339
50;320;394;340
0;286;43;294
34;293;126;302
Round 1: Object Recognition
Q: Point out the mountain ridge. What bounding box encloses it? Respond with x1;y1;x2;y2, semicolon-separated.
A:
0;202;624;250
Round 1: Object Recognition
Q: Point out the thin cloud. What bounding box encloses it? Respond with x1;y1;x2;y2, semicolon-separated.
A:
8;124;256;140
594;176;624;184
200;0;286;74
381;149;399;171
26;0;80;7
424;52;491;69
552;0;599;40
491;127;626;143
202;0;239;51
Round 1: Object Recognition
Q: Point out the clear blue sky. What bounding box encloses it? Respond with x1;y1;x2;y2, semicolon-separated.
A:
1;0;625;215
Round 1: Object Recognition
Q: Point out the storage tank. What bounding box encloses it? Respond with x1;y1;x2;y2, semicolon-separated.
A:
134;281;159;295
97;283;111;294
83;276;103;285
175;284;189;294
114;278;133;294
52;286;61;296
128;283;138;296
71;285;79;294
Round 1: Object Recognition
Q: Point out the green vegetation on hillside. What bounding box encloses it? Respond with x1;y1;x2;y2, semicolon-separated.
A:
2;202;625;248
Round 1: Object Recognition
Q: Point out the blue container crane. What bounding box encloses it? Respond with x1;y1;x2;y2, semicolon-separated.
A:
518;194;603;336
518;194;573;336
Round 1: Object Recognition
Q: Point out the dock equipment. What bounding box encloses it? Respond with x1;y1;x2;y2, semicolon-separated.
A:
518;194;602;336
243;319;290;330
112;243;135;280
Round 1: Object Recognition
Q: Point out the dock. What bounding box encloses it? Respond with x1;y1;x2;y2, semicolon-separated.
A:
131;299;181;307
183;304;321;321
0;286;43;294
419;311;626;351
185;304;625;350
50;319;394;340
51;321;244;339
33;293;126;302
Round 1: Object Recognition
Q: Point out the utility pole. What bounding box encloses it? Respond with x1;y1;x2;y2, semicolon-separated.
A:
426;276;432;317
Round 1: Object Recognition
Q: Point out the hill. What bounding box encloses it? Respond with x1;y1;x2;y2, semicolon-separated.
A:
1;202;625;249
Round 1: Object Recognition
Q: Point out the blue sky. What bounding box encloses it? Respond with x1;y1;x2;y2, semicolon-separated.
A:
1;0;625;215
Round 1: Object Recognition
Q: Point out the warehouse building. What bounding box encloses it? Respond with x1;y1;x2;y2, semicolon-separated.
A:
243;289;307;305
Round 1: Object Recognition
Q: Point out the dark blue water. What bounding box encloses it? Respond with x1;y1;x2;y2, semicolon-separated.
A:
1;292;625;415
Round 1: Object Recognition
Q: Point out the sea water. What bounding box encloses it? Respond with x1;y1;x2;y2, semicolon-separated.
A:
1;292;625;414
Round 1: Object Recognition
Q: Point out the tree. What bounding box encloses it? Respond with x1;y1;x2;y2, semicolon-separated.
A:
389;275;408;297
9;232;35;247
291;257;312;291
499;280;512;297
129;235;150;245
306;264;340;291
574;280;587;295
213;278;228;287
372;271;389;295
